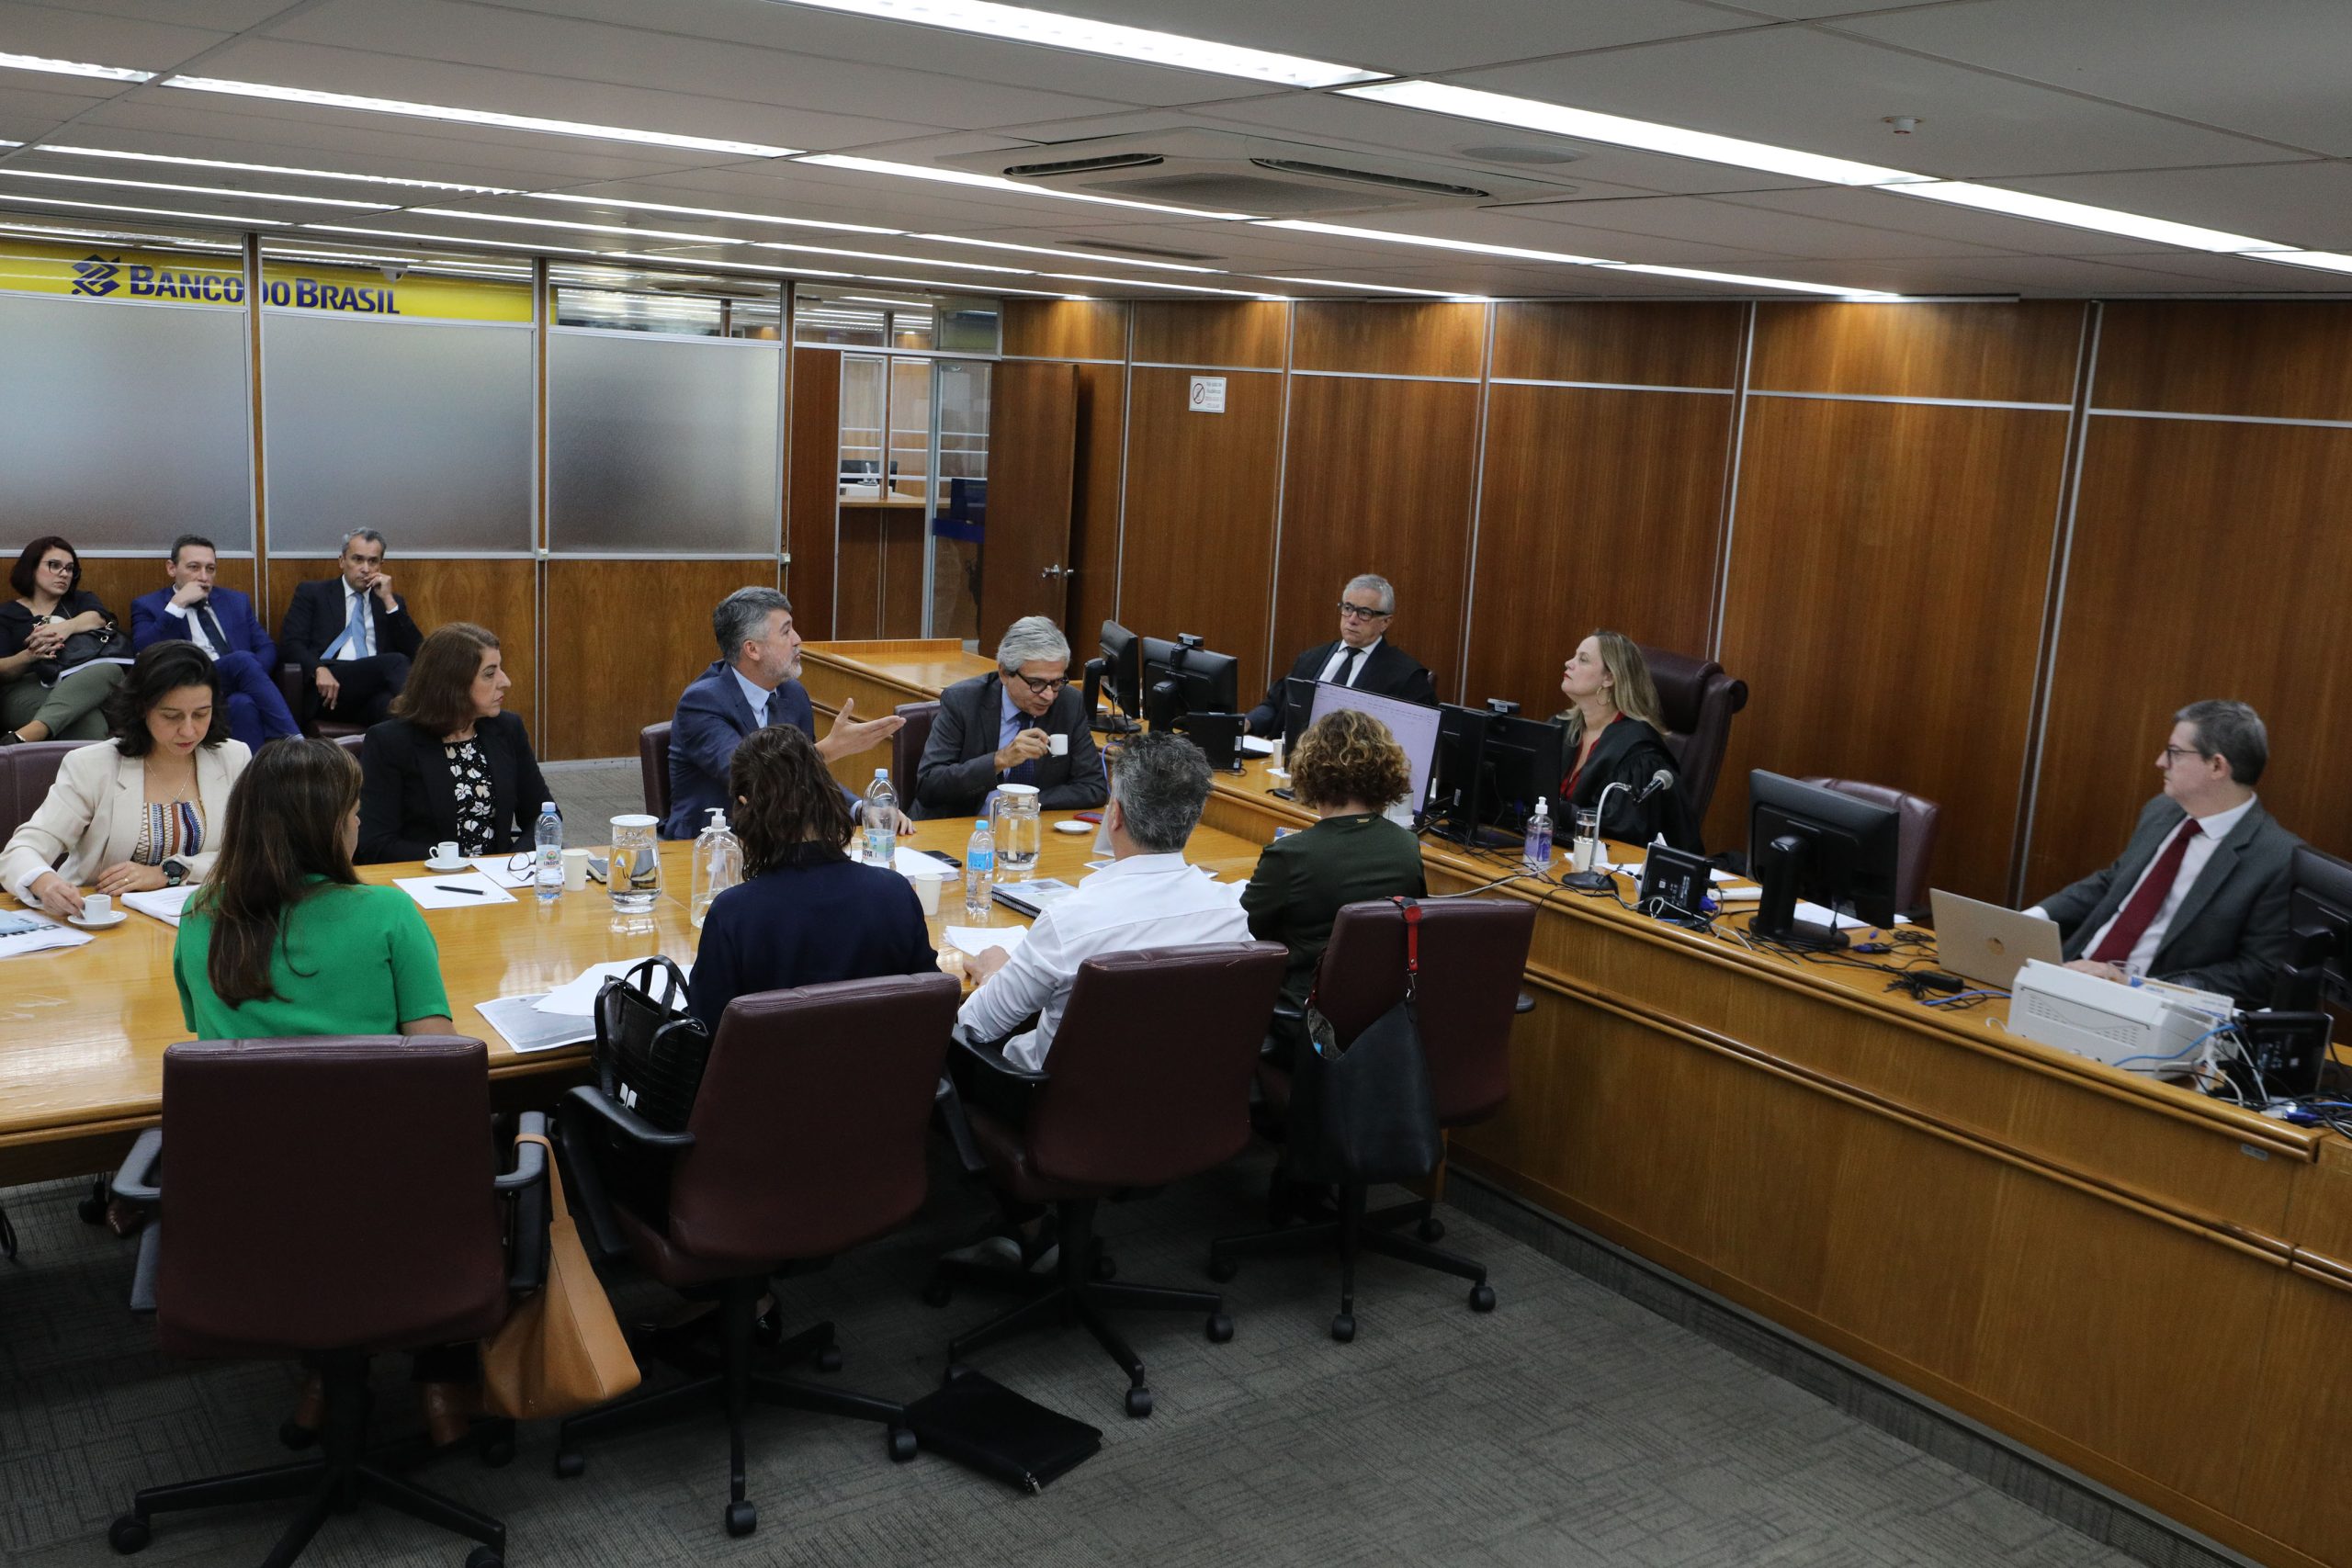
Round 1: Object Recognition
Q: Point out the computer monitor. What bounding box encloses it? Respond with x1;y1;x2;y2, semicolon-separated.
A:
2274;844;2352;1010
1747;771;1902;951
1083;619;1142;734
1139;634;1239;731
1306;682;1442;814
1279;676;1318;746
1427;703;1566;849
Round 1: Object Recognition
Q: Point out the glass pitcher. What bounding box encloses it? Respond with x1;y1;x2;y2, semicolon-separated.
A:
608;813;662;933
989;783;1042;882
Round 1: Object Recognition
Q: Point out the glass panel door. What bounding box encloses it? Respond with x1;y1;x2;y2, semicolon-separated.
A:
928;360;990;645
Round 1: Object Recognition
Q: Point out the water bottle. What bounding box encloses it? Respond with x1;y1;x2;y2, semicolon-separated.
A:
861;767;898;867
1523;795;1554;872
691;807;741;929
533;800;563;901
964;818;995;919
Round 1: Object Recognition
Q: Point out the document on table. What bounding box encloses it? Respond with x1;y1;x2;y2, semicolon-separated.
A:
0;909;90;958
1238;736;1275;757
394;873;516;908
469;855;534;889
893;845;960;876
944;926;1026;960
532;958;692;1017
122;885;200;926
1793;899;1867;931
479;994;597;1055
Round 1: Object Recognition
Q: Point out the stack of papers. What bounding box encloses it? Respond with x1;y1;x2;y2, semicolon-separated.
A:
531;959;691;1017
892;846;959;876
0;908;90;958
944;926;1025;960
395;873;516;908
123;885;199;926
469;855;534;889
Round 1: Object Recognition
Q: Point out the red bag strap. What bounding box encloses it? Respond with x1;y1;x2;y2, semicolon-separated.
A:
1394;896;1421;999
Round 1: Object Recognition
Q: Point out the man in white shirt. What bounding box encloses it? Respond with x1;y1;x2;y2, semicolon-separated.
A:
2028;700;2301;1006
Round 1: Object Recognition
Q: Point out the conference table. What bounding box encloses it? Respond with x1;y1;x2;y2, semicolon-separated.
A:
5;639;2348;1567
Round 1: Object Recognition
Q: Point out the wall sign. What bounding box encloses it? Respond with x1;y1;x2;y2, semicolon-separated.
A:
1189;374;1227;413
0;239;244;307
259;260;531;324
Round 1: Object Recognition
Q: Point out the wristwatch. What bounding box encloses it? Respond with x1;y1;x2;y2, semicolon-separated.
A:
162;860;187;888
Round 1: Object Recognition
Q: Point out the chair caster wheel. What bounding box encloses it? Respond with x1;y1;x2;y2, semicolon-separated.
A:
552;1449;585;1480
1207;1257;1238;1283
921;1277;953;1309
1125;1386;1154;1419
478;1429;515;1469
724;1500;757;1538
107;1514;150;1554
1468;1282;1497;1313
79;1197;108;1226
1330;1313;1357;1343
888;1426;918;1462
278;1420;321;1451
1205;1312;1233;1344
1418;1217;1445;1243
465;1548;503;1568
816;1344;843;1373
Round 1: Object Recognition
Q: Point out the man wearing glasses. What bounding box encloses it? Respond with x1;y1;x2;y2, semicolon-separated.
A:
2025;699;2301;1006
913;615;1107;819
1242;573;1438;740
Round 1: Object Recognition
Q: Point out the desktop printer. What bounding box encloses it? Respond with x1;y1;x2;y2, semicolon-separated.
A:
2007;960;2236;1075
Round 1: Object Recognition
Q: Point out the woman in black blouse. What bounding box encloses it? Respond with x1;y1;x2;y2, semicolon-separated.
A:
1;536;130;746
356;622;554;864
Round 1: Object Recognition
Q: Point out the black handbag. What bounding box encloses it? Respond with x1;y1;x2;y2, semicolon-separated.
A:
590;956;713;1133
35;620;128;685
1283;897;1444;1187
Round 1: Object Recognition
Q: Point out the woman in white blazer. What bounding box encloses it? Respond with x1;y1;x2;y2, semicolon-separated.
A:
2;644;250;919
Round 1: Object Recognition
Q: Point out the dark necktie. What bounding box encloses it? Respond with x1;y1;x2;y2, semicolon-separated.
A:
197;604;231;655
2088;817;2202;964
1333;646;1363;687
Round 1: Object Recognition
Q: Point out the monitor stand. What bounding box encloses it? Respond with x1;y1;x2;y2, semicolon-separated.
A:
1748;834;1849;950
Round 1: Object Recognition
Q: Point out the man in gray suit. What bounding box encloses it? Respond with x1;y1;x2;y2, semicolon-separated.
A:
2028;699;2301;1006
913;616;1107;821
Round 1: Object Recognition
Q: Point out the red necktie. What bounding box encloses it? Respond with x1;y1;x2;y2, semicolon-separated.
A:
2087;817;2201;964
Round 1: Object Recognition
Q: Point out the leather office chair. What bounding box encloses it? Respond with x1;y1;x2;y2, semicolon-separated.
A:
103;1037;547;1568
277;662;367;740
0;738;77;841
638;722;672;821
891;700;939;806
553;973;959;1539
1802;776;1942;917
926;941;1289;1417
1213;898;1535;1341
1635;643;1748;824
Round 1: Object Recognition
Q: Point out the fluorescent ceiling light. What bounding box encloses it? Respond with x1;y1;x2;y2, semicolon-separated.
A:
1257;218;1609;266
1043;272;1282;298
413;208;754;247
1887;181;2275;252
1596;261;1896;299
0;220;242;252
911;232;1218;272
752;240;1031;273
525;191;894;234
799;154;1251;220
0;51;153;83
862;272;1089;297
842;295;935;309
760;0;1380;88
160;76;799;158
302;222;596;254
2247;250;2352;275
595;251;856;278
41;144;517;194
1260;275;1476;298
0;169;391;209
0;195;288;226
1337;79;1919;187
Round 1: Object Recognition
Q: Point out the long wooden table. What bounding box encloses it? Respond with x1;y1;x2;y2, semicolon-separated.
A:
795;638;2352;1568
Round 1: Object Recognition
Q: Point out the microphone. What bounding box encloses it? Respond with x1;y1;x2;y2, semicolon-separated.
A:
1634;768;1676;805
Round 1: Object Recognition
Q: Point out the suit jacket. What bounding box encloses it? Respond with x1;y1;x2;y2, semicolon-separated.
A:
663;660;829;840
1246;638;1439;739
277;577;422;676
912;672;1106;820
2038;794;2301;1005
687;843;937;1031
356;711;553;864
130;585;276;667
1564;715;1702;852
1;738;250;901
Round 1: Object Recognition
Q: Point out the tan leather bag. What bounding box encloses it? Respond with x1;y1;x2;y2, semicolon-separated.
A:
481;1132;641;1420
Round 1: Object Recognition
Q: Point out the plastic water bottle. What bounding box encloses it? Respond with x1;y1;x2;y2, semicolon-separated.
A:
533;800;563;901
1523;795;1554;872
691;807;741;929
861;767;898;867
964;818;995;919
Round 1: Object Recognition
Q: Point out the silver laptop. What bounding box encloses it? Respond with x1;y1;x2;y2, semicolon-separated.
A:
1929;889;2064;991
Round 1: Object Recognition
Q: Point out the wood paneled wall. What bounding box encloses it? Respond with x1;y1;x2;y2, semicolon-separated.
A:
541;558;754;761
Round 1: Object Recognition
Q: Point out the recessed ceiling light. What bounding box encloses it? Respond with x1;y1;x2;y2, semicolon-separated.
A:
0;169;391;209
0;195;289;226
798;154;1252;220
862;273;1091;297
910;232;1220;272
1594;261;1896;299
2246;250;2352;275
1260;275;1477;298
842;294;933;308
159;76;800;158
0;51;153;83
413;208;750;246
752;240;1032;273
1885;182;2275;252
1257;218;1610;266
1042;272;1283;298
758;0;1380;87
302;222;597;254
40;144;518;194
525;191;896;235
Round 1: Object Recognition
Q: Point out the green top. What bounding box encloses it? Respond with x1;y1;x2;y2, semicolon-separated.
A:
1240;812;1429;1014
174;878;451;1040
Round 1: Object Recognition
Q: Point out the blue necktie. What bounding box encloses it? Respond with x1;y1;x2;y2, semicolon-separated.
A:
322;590;367;660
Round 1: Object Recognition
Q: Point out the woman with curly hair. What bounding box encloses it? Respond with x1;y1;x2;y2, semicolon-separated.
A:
1240;706;1427;1064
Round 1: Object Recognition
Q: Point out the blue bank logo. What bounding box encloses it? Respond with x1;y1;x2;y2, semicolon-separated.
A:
72;254;121;297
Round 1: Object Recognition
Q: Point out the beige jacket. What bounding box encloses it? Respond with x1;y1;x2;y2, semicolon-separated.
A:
1;739;250;902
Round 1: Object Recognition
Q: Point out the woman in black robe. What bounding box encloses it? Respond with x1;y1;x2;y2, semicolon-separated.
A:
1556;629;1702;852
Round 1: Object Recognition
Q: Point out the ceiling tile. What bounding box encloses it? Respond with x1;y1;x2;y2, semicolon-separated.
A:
1500;191;2030;260
16;2;296;27
0;3;235;70
1988;161;2352;253
1711;185;2212;259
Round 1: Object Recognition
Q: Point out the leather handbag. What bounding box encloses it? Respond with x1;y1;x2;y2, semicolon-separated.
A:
35;619;128;685
481;1132;640;1420
591;955;712;1133
1283;897;1444;1187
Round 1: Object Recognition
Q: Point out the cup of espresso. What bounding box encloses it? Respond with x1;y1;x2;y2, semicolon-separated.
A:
84;893;113;920
431;840;460;864
1047;733;1069;757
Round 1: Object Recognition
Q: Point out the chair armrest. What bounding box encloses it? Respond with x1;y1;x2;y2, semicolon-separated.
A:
560;1082;696;1151
953;1032;1049;1089
1271;998;1306;1025
494;1110;548;1193
500;1111;550;1294
557;1085;690;1264
112;1128;163;1203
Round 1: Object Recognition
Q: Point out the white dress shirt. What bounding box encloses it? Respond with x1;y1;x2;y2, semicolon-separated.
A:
1317;637;1381;687
162;598;219;657
729;664;775;728
956;852;1250;1071
2038;795;2257;973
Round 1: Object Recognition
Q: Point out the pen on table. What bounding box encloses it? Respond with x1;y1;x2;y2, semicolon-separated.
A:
435;885;485;897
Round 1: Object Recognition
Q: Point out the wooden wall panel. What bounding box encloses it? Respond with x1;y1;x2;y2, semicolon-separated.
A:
74;555;257;627
1271;376;1478;704
1490;300;1744;389
1065;361;1125;646
2094;301;2352;420
833;504;884;640
1001;299;1128;361
1291;301;1485;378
880;511;925;638
979;360;1077;637
262;557;539;736
2022;416;2352;898
1464;386;1731;716
1131;301;1286;369
542;558;756;761
786;344;840;637
1711;400;2071;899
1750;300;2085;404
1116;366;1283;690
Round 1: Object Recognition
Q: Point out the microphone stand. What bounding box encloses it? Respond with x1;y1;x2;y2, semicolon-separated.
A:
1559;781;1631;892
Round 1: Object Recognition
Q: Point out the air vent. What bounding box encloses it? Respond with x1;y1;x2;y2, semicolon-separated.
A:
1069;237;1225;264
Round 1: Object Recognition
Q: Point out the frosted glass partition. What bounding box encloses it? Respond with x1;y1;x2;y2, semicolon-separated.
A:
0;295;253;549
262;314;533;554
548;330;781;555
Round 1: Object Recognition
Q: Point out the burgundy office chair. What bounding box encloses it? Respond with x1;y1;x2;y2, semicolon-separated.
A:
639;722;672;821
891;700;939;806
0;738;78;840
1801;776;1942;917
1635;643;1748;824
104;1038;547;1568
1213;897;1535;1341
553;972;959;1540
926;941;1289;1417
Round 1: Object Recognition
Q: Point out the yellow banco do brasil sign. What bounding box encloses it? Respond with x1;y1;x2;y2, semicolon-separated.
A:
0;240;531;323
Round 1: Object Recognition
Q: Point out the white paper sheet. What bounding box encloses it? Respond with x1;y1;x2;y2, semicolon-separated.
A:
893;846;959;877
122;885;199;927
469;855;535;889
1238;736;1275;757
531;958;692;1017
944;925;1025;959
479;994;597;1053
1794;899;1868;931
395;873;517;909
0;910;91;958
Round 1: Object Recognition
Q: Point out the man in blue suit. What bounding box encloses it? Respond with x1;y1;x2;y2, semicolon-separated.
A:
130;535;301;751
662;586;903;839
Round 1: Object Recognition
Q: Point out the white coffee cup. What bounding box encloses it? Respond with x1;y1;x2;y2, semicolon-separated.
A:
84;893;112;919
431;840;460;864
907;869;945;917
1047;733;1069;757
561;847;592;892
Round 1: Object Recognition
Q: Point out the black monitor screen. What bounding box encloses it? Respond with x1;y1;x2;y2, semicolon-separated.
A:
1427;705;1565;848
1747;771;1902;949
2278;844;2352;1010
1140;636;1239;728
1097;621;1141;715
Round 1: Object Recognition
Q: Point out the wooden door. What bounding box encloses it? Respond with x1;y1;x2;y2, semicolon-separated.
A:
979;361;1078;642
